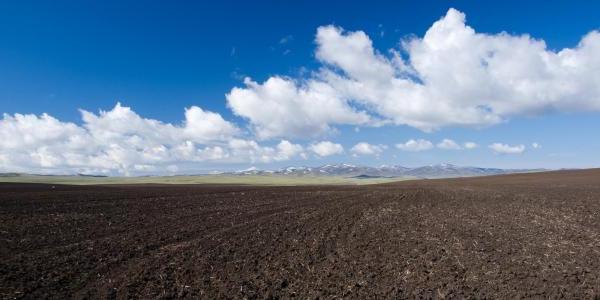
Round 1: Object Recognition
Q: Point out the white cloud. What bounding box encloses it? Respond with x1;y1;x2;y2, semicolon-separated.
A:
464;142;479;149
396;139;433;152
489;143;526;154
226;77;371;139
226;8;600;138
0;104;305;175
309;141;344;157
275;140;306;160
532;142;542;149
227;139;306;164
350;142;386;156
183;106;239;142
437;139;461;150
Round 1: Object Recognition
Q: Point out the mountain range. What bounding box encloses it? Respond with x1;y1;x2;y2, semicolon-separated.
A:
227;163;544;179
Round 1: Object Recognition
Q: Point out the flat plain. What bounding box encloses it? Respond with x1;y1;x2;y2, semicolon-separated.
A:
1;169;600;298
0;174;404;186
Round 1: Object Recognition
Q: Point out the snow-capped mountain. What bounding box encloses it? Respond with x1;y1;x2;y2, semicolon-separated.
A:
230;163;541;179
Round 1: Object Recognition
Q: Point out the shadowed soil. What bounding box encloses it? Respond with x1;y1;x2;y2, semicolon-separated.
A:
1;169;600;298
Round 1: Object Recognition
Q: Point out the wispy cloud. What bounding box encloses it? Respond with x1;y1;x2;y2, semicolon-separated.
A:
279;34;294;44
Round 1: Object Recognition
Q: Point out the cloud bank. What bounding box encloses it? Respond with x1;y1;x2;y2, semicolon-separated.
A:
228;8;600;138
0;104;306;175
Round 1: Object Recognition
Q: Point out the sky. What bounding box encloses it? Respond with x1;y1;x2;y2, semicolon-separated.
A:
1;0;600;175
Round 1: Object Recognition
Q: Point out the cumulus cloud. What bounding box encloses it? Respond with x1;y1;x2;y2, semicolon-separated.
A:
309;141;344;157
396;139;433;152
276;140;307;160
464;142;479;149
0;104;305;175
226;77;371;139
532;142;542;149
350;142;386;156
227;8;600;138
437;139;461;150
227;139;306;164
183;106;239;142
489;143;526;154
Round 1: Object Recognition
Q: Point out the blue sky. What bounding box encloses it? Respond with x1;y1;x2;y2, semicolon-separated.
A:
1;1;600;174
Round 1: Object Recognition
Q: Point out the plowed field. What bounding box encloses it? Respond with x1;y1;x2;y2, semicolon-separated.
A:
2;169;600;298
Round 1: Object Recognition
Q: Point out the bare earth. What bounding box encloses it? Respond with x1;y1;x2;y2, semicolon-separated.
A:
1;169;600;298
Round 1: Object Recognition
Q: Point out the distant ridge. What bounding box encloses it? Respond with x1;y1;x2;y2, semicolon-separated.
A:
0;173;21;177
0;173;108;178
228;163;545;179
0;164;545;179
76;173;109;178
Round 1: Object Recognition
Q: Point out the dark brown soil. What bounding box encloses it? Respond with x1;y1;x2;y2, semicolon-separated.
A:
2;169;600;299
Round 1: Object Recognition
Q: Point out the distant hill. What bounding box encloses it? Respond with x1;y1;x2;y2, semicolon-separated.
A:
76;173;108;178
0;173;21;177
0;173;107;178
